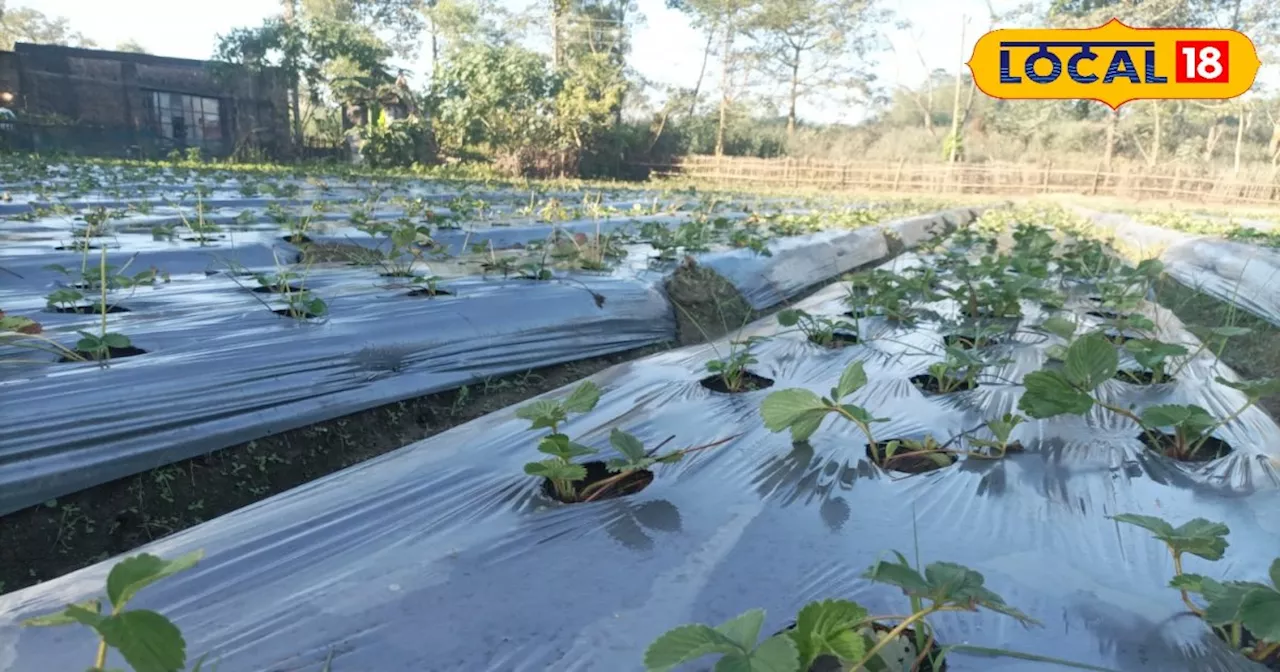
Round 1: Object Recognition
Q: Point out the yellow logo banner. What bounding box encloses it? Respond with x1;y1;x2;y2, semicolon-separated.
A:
967;18;1261;109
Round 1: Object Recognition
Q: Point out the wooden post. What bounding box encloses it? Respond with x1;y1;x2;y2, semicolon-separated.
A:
1090;161;1103;196
1168;166;1179;198
892;158;906;192
1041;161;1052;193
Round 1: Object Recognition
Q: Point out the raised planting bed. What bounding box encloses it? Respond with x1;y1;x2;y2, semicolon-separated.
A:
1068;206;1280;329
3;217;1279;672
0;168;972;518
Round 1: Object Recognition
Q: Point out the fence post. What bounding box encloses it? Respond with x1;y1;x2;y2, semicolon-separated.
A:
1090;162;1103;196
1168;166;1179;198
1041;161;1052;193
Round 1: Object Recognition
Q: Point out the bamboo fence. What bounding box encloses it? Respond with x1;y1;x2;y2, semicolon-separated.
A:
642;155;1280;206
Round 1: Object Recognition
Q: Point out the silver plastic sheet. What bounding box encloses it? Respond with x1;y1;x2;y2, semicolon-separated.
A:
696;208;980;309
0;203;969;516
2;251;1278;672
1072;207;1280;326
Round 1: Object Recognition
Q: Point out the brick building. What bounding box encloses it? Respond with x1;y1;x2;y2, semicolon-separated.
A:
0;43;292;159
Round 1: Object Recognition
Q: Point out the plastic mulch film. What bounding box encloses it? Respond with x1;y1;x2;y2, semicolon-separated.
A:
0;273;676;517
1072;207;1280;326
696;208;981;310
2;251;1278;672
1161;238;1280;327
0;204;969;516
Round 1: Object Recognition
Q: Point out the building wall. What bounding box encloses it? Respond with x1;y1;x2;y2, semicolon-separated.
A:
3;43;292;158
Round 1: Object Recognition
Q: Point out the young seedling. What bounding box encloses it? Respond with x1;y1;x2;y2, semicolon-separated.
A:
943;323;1006;350
777;308;858;348
1017;332;1135;422
407;274;447;297
22;550;206;672
917;346;986;394
1021;333;1278;460
761;360;895;463
516;382;717;503
644;553;1100;672
966;413;1026;457
1118;338;1188;384
879;436;957;472
1112;514;1280;664
1137;376;1280;460
704;337;767;393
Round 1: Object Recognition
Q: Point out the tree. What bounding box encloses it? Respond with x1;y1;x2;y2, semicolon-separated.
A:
748;0;890;137
433;42;557;156
215;16;394;145
421;0;507;82
0;0;95;51
300;0;424;57
669;0;758;155
115;39;148;54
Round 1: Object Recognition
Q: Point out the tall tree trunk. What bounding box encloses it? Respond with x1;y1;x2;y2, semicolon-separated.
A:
550;0;569;69
946;18;966;163
786;46;800;138
1103;108;1119;170
1205;119;1223;161
1147;101;1160;167
282;0;302;148
688;24;716;118
430;23;439;83
714;10;734;157
1234;104;1249;173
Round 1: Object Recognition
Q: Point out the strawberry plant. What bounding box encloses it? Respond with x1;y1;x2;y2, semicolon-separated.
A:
942;323;1006;350
22;550;206;672
406;274;449;297
1112;514;1280;666
760;361;955;473
912;346;986;394
516;382;719;503
1117;338;1188;384
878;436;957;472
967;413;1026;457
280;291;329;320
1019;333;1280;461
703;337;771;393
644;552;1107;672
777;308;859;348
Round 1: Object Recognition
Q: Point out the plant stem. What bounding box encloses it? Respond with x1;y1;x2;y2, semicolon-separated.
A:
1252;640;1280;662
851;607;941;669
579;435;738;503
95;638;108;669
1189;400;1255;456
1170;551;1204;616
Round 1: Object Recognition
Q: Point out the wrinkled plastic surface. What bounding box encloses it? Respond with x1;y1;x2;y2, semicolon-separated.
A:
695;208;980;309
2;250;1279;672
0;202;971;516
1161;238;1280;327
1073;207;1280;326
0;271;675;517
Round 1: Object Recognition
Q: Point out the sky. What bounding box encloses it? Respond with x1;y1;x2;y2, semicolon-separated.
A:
12;0;1280;125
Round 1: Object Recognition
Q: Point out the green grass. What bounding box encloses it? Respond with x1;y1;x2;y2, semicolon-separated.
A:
1154;275;1280;422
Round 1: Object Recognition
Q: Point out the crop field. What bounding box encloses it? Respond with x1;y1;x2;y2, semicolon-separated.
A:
3;159;1280;672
